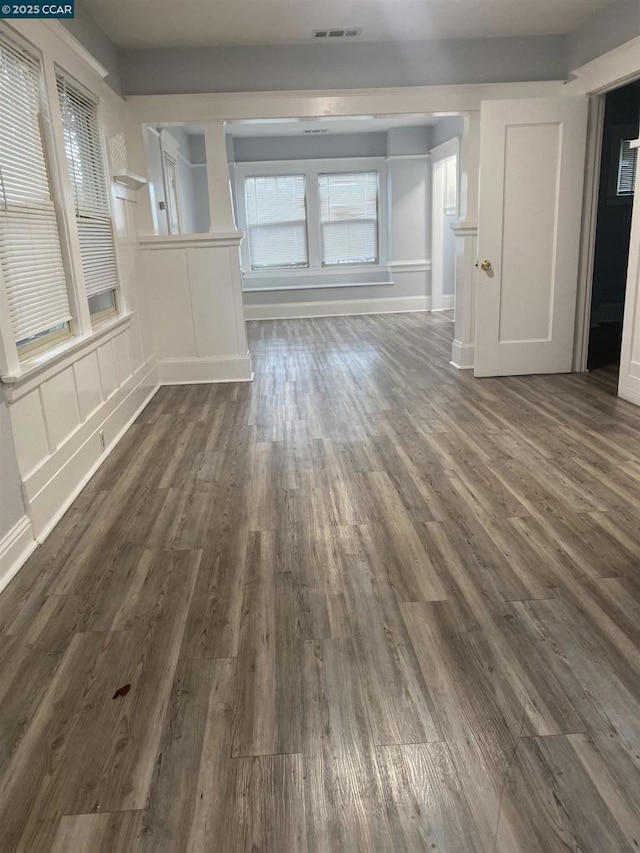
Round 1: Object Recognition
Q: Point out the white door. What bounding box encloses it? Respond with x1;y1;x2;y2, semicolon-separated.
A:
475;97;588;377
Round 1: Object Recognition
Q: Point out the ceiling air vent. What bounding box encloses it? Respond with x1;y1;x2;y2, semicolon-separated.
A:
313;28;362;39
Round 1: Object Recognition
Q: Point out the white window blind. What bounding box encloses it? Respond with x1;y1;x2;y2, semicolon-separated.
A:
245;175;308;269
57;74;119;306
163;152;180;234
618;139;637;196
319;172;378;266
0;36;71;346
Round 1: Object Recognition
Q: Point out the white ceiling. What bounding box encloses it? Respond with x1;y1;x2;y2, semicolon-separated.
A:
224;114;444;137
83;0;614;49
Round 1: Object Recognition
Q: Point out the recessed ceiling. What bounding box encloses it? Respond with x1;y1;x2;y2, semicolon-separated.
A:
82;0;614;49
225;114;444;137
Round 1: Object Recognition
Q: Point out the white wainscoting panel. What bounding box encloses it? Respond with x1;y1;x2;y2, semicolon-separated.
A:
140;233;252;384
187;246;240;357
10;390;50;477
113;331;133;386
5;318;157;540
74;351;104;421
41;367;81;451
451;220;478;370
97;340;118;399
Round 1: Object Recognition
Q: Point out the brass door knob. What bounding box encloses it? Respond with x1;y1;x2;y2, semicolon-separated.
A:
479;259;492;272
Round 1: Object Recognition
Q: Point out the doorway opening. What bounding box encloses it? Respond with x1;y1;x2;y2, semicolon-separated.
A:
587;80;640;372
223;114;463;323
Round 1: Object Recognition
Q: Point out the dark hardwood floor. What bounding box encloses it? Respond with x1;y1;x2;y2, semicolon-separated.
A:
2;311;640;851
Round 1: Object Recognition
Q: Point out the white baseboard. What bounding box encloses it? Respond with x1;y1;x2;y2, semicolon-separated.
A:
450;340;475;370
431;295;455;312
0;515;37;596
24;360;159;541
157;352;253;385
245;295;434;320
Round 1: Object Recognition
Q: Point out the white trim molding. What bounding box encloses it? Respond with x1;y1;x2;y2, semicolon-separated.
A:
0;515;37;596
158;353;253;384
565;35;640;96
128;82;564;126
450;340;475;370
139;231;244;250
386;153;431;161
450;218;478;370
390;259;432;273
244;294;454;320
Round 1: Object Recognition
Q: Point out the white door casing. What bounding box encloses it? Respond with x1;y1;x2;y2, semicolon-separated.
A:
475;96;589;377
618;138;640;407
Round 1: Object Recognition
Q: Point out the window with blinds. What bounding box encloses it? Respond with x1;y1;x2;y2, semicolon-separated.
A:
0;35;71;351
319;172;378;266
57;73;119;319
617;139;637;196
163;152;180;234
244;175;308;270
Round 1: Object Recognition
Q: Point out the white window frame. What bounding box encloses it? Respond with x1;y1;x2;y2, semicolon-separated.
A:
55;67;122;327
244;173;310;271
318;171;380;267
0;32;74;363
234;157;389;289
0;20;126;380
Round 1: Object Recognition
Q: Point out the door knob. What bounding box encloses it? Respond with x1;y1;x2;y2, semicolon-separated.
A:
478;259;492;272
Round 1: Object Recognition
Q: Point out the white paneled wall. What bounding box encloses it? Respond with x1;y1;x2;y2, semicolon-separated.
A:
0;21;157;587
5;317;156;541
140;234;252;383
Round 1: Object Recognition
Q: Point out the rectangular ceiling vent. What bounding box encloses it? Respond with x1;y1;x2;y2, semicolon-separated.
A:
304;129;329;134
313;28;362;39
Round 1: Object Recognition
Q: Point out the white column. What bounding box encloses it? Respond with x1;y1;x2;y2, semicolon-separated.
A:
203;121;239;234
451;111;480;369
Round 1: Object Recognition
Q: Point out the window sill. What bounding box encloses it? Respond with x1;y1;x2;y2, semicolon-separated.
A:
243;279;395;293
1;313;134;394
242;265;393;293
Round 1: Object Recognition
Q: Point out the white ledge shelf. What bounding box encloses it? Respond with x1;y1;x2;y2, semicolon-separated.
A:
112;170;147;190
139;231;244;250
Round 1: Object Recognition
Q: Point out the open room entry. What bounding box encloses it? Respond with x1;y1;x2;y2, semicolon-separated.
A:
224;114;464;323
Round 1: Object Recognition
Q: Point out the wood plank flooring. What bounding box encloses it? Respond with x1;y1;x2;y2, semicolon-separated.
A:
2;311;640;851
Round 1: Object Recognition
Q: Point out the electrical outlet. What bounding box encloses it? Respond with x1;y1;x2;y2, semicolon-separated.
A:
99;430;106;451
